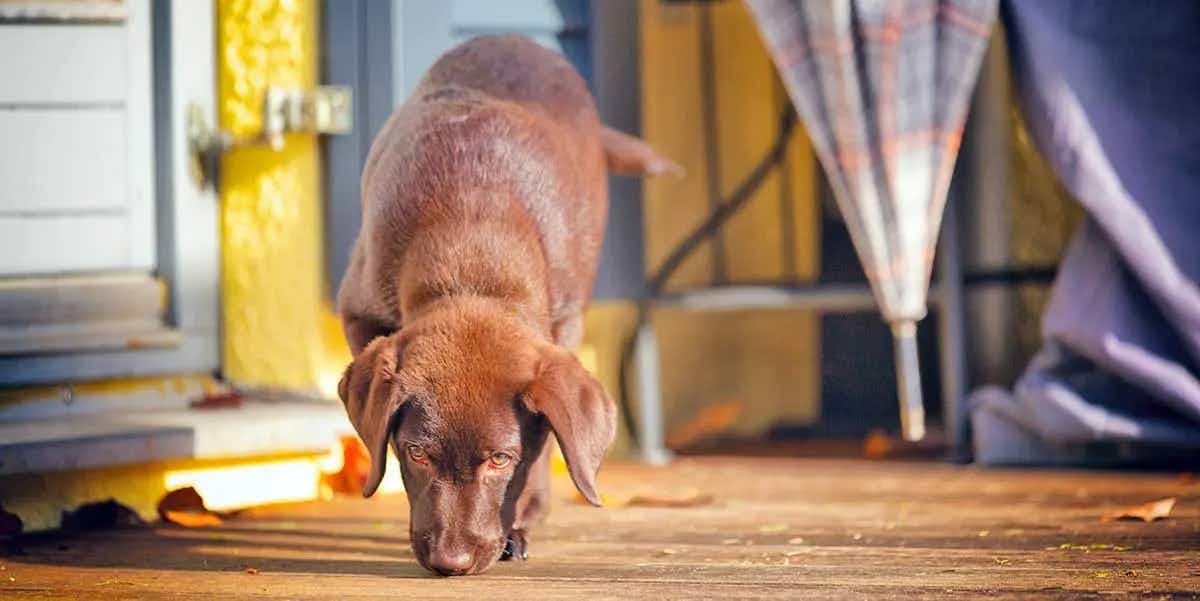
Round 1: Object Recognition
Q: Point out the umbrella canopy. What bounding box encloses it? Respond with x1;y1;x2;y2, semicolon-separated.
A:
745;0;998;440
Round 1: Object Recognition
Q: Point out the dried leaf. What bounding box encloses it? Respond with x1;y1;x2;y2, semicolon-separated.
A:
0;505;22;537
863;429;892;458
572;490;631;507
575;487;714;508
62;500;144;531
245;567;259;574
162;510;222;528
666;400;743;449
158;486;222;528
626;490;714;508
190;390;242;410
322;436;371;495
1100;497;1176;523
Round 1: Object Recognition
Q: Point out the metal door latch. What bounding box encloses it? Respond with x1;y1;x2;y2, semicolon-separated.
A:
188;86;352;190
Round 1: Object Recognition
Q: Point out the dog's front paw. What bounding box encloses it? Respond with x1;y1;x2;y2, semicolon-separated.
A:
499;530;529;561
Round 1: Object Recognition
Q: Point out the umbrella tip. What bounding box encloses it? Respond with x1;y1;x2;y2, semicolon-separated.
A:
891;320;926;442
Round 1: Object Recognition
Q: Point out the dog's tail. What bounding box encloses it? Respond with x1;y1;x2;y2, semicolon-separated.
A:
600;126;684;178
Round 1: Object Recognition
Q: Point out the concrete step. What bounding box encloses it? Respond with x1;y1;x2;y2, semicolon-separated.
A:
0;399;352;476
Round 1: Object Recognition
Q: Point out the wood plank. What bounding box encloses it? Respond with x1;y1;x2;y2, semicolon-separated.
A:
639;0;715;290
3;457;1197;598
711;0;784;284
0;214;146;275
0;109;128;213
0;24;126;105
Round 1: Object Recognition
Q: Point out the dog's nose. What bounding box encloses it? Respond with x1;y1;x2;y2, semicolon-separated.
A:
428;549;474;576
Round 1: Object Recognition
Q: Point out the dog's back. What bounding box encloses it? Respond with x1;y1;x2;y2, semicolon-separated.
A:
346;37;604;339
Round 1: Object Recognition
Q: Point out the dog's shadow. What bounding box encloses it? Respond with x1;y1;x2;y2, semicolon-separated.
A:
8;517;440;579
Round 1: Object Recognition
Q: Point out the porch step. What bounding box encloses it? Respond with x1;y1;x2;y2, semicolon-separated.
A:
0;400;352;476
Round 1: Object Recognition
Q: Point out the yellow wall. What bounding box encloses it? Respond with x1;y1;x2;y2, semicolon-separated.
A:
633;0;822;439
216;0;350;392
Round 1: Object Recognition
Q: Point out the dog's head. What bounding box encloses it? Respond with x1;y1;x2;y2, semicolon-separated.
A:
337;308;615;576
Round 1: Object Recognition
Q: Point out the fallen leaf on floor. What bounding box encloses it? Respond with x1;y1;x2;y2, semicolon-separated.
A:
158;487;222;527
665;400;743;449
578;487;714;508
863;429;892;458
322;436;371;495
62;500;145;531
627;489;714;508
245;567;259;575
1093;570;1110;579
1100;497;1176;523
758;523;788;534
190;389;242;410
993;557;1011;566
163;511;221;528
0;504;22;537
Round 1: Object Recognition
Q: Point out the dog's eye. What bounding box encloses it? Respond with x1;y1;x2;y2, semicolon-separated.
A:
488;452;513;469
406;444;428;464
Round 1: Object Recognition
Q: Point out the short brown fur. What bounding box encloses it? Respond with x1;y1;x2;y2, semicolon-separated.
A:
335;36;675;576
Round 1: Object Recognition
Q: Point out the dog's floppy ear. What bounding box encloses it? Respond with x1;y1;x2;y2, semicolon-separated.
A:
338;334;408;498
523;346;617;506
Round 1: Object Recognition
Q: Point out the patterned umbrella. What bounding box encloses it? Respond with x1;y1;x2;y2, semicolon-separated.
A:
745;0;998;440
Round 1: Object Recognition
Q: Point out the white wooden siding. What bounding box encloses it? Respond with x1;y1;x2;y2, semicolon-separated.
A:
0;215;144;275
0;109;127;213
0;2;155;277
0;24;126;105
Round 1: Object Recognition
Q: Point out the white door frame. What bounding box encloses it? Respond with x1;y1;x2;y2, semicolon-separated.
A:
0;0;220;387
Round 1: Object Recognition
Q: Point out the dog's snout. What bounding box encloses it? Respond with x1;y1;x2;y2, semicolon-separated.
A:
428;548;474;576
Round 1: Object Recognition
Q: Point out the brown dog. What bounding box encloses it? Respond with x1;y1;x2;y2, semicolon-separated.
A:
336;35;675;576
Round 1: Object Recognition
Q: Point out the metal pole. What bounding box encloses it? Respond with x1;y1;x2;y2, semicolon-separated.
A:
634;321;672;464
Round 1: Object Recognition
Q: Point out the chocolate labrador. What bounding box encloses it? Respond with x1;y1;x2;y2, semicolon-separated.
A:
335;35;676;576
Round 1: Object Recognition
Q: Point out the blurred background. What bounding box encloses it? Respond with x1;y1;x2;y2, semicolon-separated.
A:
1;0;1195;535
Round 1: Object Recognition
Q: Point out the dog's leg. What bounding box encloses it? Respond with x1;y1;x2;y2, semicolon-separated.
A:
502;440;553;561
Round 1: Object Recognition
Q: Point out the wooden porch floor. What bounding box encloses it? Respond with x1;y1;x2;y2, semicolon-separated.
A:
4;456;1198;599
